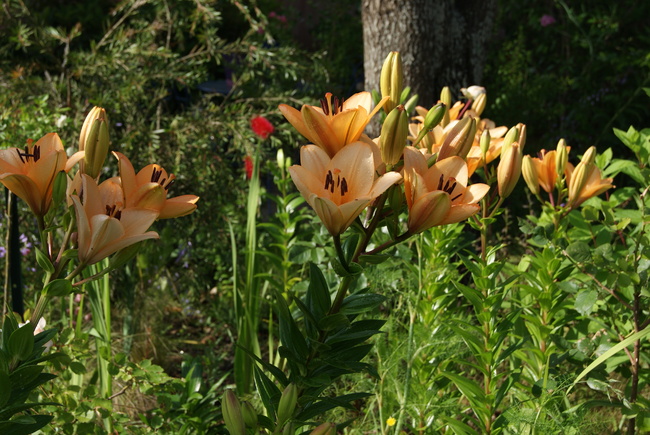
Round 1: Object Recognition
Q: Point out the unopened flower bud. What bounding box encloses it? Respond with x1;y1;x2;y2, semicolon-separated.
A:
222;390;246;435
241;401;258;428
501;125;520;158
404;93;418;115
522;155;539;196
461;85;486;100
479;129;491;158
52;170;68;207
472;92;487;116
309;422;337;435
277;383;298;427
440;87;452;126
555;139;568;177
437;116;476;161
380;105;409;165
568;161;591;207
516;123;527;149
580;146;597;166
412;103;445;148
380;51;403;114
79;106;110;179
498;142;522;198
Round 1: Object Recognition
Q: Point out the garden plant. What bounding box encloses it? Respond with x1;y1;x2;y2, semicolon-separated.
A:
0;0;649;434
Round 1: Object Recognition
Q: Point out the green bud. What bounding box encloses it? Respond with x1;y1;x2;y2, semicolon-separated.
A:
437;116;476;161
80;106;110;179
380;105;409;166
222;390;246;435
380;51;403;114
277;383;298;427
403;94;419;115
440;87;452;127
555;139;568;177
479;129;491;158
522;155;540;196
501;125;520;158
241;401;258;428
52;170;68;207
580;146;597;166
412;103;445;148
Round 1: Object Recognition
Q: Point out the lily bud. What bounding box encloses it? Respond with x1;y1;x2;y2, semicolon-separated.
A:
79;106;110;179
309;422;337;435
404;93;418;115
437;116;476;161
501;125;520;159
479;129;491;158
222;390;246;435
440;87;452;127
580;146;597;166
277;383;298;427
412;103;445;148
52;170;68;207
380;51;403;114
522;155;539;196
473;92;487;116
241;401;258;428
568;161;591;207
380;105;409;166
498;142;522;198
516;123;527;149
555;139;568;178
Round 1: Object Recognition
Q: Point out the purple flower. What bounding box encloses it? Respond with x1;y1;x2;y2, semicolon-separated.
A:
540;15;556;27
0;247;5;258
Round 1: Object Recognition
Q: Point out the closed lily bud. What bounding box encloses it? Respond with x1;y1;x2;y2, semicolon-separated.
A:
501;125;520;159
380;105;409;165
79;106;110;179
522;155;539;196
440;86;452;127
412;103;445;148
568;160;591;206
479;129;491;158
437;116;476;161
309;422;337;435
222;390;246;435
472;92;487;116
498;142;522;198
380;51;403;114
581;146;597;166
517;123;527;149
277;383;298;427
52;170;68;207
555;139;568;178
241;401;258;428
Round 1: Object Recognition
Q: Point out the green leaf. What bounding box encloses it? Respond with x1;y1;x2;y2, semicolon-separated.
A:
318;313;350;331
34;248;55;274
0;371;10;408
574;289;598;315
566;241;591;263
43;279;73;297
7;324;34;362
306;263;331;318
569;325;650;393
339;293;386;315
253;366;280;419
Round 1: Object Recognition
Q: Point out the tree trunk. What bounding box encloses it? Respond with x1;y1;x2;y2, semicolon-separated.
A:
362;0;497;112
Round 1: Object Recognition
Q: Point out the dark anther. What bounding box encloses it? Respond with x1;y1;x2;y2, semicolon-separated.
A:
16;145;40;163
324;170;334;193
451;193;462;201
165;179;175;191
437;174;445;190
151;168;162;183
320;98;329;116
16;148;25;164
340;177;348;196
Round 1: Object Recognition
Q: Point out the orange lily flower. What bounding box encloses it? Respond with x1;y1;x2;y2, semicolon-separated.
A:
114;152;199;219
289;142;401;236
530;149;558;193
565;162;613;208
0;133;83;217
279;92;389;157
403;147;489;234
72;174;159;265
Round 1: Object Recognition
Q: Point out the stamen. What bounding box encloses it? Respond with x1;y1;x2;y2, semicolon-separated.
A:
150;168;162;183
451;193;462;201
16;148;25;164
320;97;329;116
340;177;348;196
165;179;175;191
438;174;444;190
33;145;40;161
324;170;334;193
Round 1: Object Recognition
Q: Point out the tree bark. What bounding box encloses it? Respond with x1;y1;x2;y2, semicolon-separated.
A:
362;0;497;111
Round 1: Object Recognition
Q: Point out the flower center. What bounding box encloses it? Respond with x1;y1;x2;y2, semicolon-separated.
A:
105;204;122;220
324;169;348;197
16;144;41;163
438;174;462;201
320;93;344;116
150;167;174;191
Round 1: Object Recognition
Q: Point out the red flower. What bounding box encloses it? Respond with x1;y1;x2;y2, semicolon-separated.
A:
251;116;274;139
243;155;254;179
